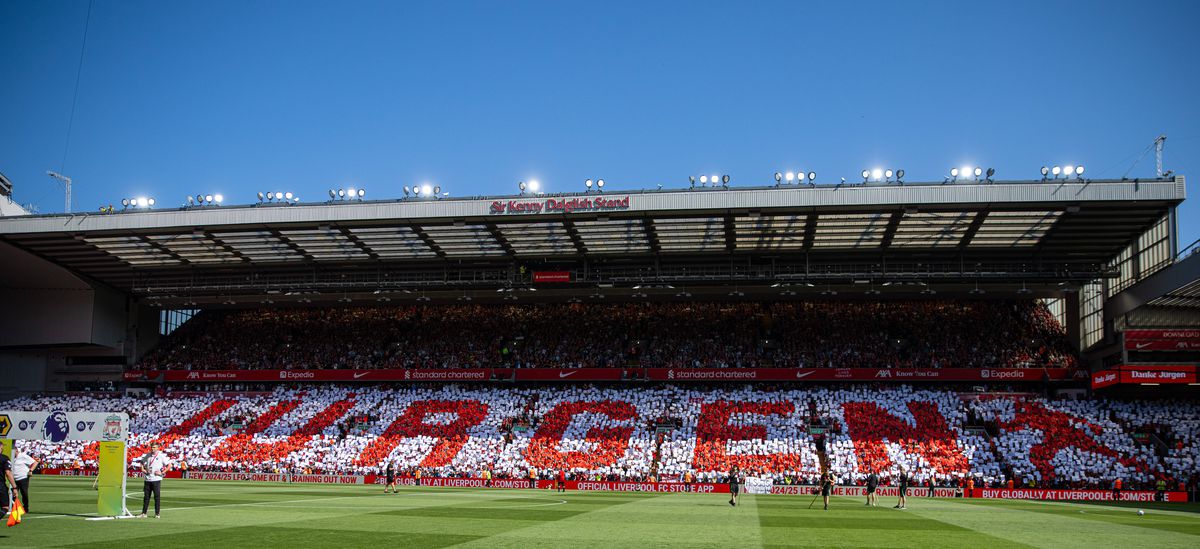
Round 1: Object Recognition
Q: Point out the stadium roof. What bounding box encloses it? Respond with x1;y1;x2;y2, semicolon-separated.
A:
0;177;1185;304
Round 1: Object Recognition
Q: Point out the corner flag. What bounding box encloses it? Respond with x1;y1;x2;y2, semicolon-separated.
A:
6;495;24;527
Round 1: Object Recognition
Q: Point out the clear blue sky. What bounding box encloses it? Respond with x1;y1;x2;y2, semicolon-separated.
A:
2;0;1199;246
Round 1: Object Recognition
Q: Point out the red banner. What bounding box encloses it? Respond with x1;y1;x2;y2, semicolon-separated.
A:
1121;368;1197;384
1092;365;1198;389
1124;329;1200;340
125;367;1077;384
969;488;1187;502
769;485;958;498
1124;329;1200;350
508;368;628;381
1092;370;1120;390
1125;340;1200;351
532;271;572;283
125;369;492;383
370;477;729;492
644;368;1071;382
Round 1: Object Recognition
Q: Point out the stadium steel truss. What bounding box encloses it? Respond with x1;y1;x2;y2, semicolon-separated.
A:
0;177;1186;306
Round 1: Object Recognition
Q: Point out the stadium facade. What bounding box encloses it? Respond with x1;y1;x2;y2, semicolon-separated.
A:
0;175;1193;396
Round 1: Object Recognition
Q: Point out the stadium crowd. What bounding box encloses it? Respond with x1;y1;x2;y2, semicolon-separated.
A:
4;384;1193;491
133;301;1076;371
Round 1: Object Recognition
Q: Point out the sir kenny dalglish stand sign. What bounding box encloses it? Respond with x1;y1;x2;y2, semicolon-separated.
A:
0;410;131;517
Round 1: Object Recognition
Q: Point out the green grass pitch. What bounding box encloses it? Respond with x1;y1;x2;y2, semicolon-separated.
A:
4;477;1198;548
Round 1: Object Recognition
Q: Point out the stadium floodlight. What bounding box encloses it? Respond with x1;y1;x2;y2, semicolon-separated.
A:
258;191;265;201
861;169;870;182
596;179;605;190
529;180;540;192
357;188;366;198
1040;166;1050;177
421;183;433;196
266;191;275;200
214;194;223;203
403;186;410;196
774;172;782;183
807;171;816;184
894;169;904;183
1062;166;1074;179
884;169;894;181
690;175;697;188
700;175;708;185
871;168;883;181
585;178;593;189
950;168;959;181
710;175;719;186
203;194;213;203
285;191;294;200
1075;165;1085;177
1051;166;1061;177
785;171;795;183
121;198;130;207
518;181;526;192
187;196;194;205
346;188;357;199
337;189;345;198
973;167;983;179
328;189;336;199
432;186;440;195
796;171;805;182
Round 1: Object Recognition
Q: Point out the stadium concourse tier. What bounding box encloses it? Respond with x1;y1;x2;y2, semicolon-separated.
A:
4;385;1196;490
134;300;1077;371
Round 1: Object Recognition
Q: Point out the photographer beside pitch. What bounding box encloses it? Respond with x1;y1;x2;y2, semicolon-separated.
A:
727;466;741;507
865;469;879;507
819;471;834;511
894;469;909;510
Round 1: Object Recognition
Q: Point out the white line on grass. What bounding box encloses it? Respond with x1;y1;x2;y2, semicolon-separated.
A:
29;489;568;520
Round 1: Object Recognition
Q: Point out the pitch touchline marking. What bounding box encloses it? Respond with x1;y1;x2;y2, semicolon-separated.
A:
34;489;568;520
27;492;397;520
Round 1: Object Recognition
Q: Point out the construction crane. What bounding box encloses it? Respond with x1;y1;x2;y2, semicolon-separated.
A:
46;171;73;213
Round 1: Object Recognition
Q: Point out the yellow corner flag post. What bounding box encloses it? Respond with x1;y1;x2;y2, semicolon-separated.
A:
96;441;127;516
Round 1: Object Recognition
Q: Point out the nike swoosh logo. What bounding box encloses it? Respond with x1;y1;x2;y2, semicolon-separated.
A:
1135;342;1152;349
353;372;369;379
558;371;579;378
796;371;814;379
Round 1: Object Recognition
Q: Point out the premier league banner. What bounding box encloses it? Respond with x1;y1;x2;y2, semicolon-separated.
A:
0;410;129;443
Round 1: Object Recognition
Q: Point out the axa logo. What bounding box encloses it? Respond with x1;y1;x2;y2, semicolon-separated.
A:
875;370;892;378
187;372;200;380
